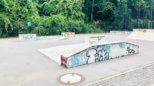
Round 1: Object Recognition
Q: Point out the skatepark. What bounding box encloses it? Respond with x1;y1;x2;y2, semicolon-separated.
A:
0;30;154;86
1;0;153;85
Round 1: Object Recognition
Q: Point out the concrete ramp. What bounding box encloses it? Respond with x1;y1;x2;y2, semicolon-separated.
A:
39;44;88;64
61;42;139;68
110;31;132;36
39;41;139;67
39;36;106;64
128;29;154;41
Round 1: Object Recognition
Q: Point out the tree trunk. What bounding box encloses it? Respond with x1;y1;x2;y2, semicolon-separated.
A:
150;0;152;29
137;4;140;29
90;0;94;23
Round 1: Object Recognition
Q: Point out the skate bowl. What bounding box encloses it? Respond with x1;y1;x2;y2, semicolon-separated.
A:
61;42;139;68
128;29;154;41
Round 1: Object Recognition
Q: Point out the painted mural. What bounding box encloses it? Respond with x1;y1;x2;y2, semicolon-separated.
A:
61;42;139;68
61;32;75;38
19;34;36;41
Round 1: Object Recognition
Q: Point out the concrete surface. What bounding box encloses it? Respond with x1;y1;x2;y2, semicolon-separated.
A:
128;29;154;41
39;43;88;64
0;33;154;86
87;62;154;86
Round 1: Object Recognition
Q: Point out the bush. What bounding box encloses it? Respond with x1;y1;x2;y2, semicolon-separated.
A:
95;28;103;33
0;29;2;37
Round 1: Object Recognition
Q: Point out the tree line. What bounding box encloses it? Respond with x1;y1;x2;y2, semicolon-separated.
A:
0;0;153;37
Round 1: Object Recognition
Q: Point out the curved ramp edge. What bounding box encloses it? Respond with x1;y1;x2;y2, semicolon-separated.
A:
61;42;139;68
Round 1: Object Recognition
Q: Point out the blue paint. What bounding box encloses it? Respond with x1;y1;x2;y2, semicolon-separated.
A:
119;43;125;49
104;56;109;61
95;59;99;62
67;58;75;67
65;42;139;68
67;54;84;67
121;55;125;57
97;45;111;53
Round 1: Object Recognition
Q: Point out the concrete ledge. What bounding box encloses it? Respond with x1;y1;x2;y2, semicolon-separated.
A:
61;42;139;68
19;34;36;41
61;32;75;38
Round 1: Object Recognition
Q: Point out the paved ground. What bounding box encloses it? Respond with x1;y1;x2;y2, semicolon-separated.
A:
0;33;154;86
87;63;154;86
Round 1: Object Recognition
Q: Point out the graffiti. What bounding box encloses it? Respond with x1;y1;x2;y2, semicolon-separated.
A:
67;54;85;67
119;43;125;49
86;48;97;64
19;34;36;41
127;47;135;54
86;48;109;64
61;42;139;68
61;32;75;38
61;56;67;67
24;35;34;40
97;48;109;61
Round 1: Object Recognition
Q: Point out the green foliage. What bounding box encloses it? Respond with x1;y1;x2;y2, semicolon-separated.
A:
95;28;103;33
0;0;153;37
0;14;13;31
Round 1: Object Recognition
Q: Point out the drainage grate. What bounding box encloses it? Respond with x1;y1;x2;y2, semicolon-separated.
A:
58;73;85;85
